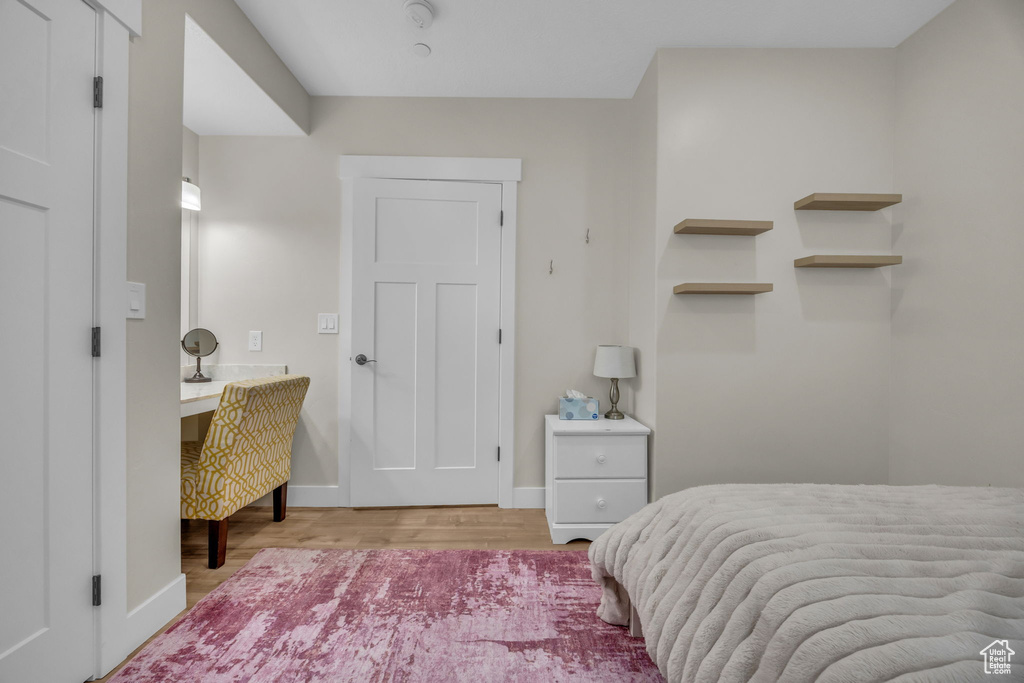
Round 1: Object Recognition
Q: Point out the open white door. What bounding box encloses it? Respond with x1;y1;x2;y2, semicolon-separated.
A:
0;0;97;680
350;178;502;506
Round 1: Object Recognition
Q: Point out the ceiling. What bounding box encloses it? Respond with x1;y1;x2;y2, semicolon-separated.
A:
183;15;305;135
235;0;954;99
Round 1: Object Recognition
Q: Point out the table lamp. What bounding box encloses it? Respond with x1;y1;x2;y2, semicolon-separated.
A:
593;345;636;420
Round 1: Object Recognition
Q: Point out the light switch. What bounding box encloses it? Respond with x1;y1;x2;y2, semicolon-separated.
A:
126;282;146;319
318;313;339;334
248;330;262;351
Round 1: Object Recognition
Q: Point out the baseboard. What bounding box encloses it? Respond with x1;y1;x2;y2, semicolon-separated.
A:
513;486;545;509
250;485;539;509
121;573;186;658
250;485;340;508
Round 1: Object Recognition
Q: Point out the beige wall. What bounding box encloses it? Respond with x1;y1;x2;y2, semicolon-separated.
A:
890;0;1024;486
650;49;897;497
126;0;308;610
626;56;660;491
196;97;631;489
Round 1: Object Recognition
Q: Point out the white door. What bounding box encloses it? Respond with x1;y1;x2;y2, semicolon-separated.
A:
0;0;97;680
350;179;502;506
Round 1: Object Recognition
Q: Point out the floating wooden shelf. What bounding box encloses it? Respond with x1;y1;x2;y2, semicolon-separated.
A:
794;193;902;211
674;219;773;236
674;283;773;295
794;255;903;268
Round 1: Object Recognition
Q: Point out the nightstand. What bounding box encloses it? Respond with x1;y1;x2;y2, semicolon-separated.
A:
544;414;651;544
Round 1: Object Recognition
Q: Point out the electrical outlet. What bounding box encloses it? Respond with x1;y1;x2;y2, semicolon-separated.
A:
248;330;262;351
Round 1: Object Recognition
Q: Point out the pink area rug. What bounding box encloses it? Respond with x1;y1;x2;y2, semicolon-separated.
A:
110;549;661;682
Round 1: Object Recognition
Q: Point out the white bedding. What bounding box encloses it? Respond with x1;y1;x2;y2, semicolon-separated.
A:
589;484;1024;682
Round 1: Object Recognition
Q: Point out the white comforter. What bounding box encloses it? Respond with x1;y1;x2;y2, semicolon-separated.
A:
589;484;1024;682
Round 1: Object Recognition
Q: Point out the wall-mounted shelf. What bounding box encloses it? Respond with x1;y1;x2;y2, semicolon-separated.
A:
674;219;773;236
794;255;902;268
794;193;902;211
674;283;773;295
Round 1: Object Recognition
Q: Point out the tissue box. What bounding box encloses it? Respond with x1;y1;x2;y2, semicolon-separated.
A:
559;397;600;420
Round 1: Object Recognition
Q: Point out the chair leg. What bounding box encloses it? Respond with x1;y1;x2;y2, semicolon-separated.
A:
273;482;288;522
208;518;228;569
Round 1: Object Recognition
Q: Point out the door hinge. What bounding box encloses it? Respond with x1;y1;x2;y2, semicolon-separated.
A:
91;327;101;357
497;446;501;462
92;575;101;606
498;328;502;344
93;76;103;109
499;210;504;227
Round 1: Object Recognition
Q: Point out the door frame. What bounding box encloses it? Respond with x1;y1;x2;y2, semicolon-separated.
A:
337;156;520;509
84;1;145;678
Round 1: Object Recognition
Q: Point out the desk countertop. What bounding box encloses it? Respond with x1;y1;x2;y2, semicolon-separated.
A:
179;364;287;417
180;381;228;418
180;380;229;404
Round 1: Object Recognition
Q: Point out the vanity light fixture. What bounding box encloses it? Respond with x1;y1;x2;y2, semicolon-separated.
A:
182;177;202;211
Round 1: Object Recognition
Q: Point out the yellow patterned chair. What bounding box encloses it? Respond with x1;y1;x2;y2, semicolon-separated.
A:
181;375;310;568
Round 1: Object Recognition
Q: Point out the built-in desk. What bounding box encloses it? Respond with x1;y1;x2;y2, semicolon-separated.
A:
179;364;287;418
180;381;229;417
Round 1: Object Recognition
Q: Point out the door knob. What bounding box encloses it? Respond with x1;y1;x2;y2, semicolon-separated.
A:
597;499;607;510
596;455;607;464
354;354;377;366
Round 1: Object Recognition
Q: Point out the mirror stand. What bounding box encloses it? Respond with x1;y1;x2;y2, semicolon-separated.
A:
184;355;211;383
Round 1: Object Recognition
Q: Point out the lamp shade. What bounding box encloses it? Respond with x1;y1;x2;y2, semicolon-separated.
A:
593;345;636;379
181;178;202;211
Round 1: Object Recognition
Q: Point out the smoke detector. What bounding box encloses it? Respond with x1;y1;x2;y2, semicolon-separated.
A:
403;0;434;29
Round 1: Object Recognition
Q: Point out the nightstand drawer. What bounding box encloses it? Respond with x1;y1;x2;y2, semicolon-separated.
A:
552;479;647;524
553;435;646;479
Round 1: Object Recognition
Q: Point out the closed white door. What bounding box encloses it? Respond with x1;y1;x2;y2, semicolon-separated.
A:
0;0;97;680
350;179;502;506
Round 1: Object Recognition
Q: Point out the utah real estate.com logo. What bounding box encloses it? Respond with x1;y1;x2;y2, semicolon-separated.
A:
980;639;1015;676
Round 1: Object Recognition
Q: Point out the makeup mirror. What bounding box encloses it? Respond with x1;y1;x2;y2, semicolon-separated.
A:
181;328;218;383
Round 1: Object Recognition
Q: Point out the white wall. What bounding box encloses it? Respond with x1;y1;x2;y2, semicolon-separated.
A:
650;49;898;497
890;0;1024;486
181;126;199;342
197;97;631;490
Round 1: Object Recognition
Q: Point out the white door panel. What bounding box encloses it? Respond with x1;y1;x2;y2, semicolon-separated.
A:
0;0;96;680
435;282;478;469
372;281;417;471
351;179;501;506
374;197;479;265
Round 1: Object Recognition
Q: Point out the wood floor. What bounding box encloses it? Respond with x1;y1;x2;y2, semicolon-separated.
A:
96;505;588;682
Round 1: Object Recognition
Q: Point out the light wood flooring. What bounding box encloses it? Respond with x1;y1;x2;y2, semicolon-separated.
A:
96;505;588;682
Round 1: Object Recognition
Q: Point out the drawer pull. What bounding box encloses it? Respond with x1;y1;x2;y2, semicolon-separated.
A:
597;498;607;509
596;455;607;464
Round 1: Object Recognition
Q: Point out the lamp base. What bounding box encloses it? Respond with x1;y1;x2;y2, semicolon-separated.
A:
604;377;624;419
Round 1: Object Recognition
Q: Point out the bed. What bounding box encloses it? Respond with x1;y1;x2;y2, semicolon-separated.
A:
589;484;1024;682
